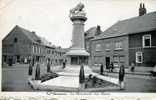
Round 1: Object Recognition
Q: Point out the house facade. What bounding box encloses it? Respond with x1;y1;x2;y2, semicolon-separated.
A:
45;46;66;66
129;31;156;67
91;35;129;68
86;4;156;67
84;26;103;65
2;25;66;66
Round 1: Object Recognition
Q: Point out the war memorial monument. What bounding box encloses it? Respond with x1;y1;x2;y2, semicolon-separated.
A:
29;3;119;92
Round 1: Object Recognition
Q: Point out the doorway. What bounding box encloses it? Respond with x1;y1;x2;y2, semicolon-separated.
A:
71;56;78;65
105;57;110;69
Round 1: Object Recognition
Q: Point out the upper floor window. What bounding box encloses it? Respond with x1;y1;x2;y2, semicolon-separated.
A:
136;52;143;63
52;50;54;54
86;42;90;51
95;43;102;51
38;47;41;54
32;46;35;53
105;43;110;51
33;45;37;54
115;41;123;50
47;49;50;54
143;34;151;48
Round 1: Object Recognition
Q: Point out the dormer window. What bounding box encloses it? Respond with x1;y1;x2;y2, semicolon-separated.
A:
14;38;18;43
143;34;151;48
36;39;41;43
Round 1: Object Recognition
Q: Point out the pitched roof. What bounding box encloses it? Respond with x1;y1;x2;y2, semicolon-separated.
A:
85;26;103;38
93;11;156;40
15;25;40;43
39;37;53;47
14;25;53;47
85;27;97;38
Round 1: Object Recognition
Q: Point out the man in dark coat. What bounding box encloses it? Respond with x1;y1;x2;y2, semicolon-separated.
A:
110;62;114;72
28;61;33;76
47;60;51;73
28;60;33;83
119;64;125;89
62;59;66;69
100;63;104;75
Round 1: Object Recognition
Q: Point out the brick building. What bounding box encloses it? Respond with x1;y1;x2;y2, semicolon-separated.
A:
85;4;156;68
2;25;66;66
84;25;103;66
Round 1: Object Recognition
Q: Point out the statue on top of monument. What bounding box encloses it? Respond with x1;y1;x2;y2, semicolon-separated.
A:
69;2;86;17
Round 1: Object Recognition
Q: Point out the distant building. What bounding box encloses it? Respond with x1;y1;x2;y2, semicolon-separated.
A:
85;25;103;54
85;4;156;67
2;25;66;66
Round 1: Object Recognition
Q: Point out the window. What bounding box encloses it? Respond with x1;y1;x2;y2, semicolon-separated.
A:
94;56;103;64
115;41;123;50
86;42;90;51
143;35;151;48
38;47;41;54
47;49;50;54
113;55;125;67
95;43;102;51
36;46;39;53
136;52;143;63
105;43;110;51
52;50;54;54
14;38;18;43
33;45;37;53
32;46;34;53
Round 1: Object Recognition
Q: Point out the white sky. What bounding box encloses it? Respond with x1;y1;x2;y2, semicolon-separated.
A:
0;0;156;48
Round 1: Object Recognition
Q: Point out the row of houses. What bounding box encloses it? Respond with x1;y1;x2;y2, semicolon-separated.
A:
2;25;67;66
2;3;156;68
85;3;156;68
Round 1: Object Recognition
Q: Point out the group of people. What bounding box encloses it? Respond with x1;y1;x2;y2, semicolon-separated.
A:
100;62;125;90
100;62;114;75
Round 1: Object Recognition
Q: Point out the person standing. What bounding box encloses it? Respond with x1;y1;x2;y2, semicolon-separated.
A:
62;59;66;69
110;62;114;72
130;63;135;72
47;59;51;73
100;63;104;75
119;64;125;90
28;60;33;82
35;62;40;80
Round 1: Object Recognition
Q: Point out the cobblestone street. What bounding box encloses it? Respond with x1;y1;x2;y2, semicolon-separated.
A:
2;64;156;92
2;64;62;91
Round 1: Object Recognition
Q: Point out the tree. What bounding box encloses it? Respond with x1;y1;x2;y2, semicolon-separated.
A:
79;64;85;84
35;63;40;80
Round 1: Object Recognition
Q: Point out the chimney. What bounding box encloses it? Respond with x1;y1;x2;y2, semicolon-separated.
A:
96;25;101;35
139;3;147;16
32;31;36;34
143;3;147;14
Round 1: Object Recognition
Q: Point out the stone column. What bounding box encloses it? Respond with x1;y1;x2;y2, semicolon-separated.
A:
66;3;90;65
71;16;87;50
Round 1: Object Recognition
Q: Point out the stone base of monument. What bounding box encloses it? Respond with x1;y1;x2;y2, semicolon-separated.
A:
58;65;93;76
29;65;120;92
